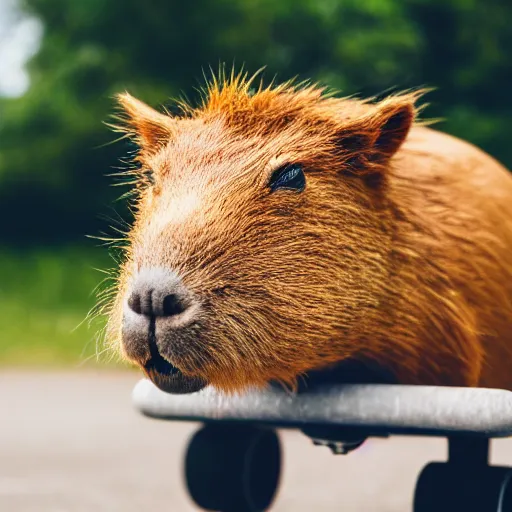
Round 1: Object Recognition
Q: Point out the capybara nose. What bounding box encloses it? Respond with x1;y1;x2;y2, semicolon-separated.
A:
127;267;193;318
128;290;190;317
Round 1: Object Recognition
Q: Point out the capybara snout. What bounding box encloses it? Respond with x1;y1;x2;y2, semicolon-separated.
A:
122;267;205;393
107;72;512;394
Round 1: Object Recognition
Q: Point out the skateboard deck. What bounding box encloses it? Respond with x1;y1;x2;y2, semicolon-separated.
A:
133;379;512;438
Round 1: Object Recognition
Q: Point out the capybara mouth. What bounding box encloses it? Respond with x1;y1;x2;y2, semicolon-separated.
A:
144;358;207;394
143;318;207;394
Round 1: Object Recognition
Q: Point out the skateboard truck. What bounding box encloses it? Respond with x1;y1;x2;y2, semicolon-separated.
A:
310;438;364;455
301;425;370;454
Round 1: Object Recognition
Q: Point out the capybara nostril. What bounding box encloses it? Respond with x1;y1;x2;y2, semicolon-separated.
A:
126;267;195;319
127;292;142;315
162;293;189;317
127;289;156;316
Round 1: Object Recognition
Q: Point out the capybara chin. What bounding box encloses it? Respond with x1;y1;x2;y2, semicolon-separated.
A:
106;72;512;394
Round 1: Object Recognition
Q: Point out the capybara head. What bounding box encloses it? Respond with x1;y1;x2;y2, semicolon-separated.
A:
107;73;420;394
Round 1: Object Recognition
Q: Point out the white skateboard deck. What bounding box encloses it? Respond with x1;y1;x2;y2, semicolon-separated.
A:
133;379;512;438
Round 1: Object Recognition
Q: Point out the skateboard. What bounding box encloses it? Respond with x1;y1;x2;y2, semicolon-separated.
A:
133;379;512;511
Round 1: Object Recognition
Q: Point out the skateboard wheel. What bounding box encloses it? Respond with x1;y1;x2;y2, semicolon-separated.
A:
414;462;512;512
184;424;281;511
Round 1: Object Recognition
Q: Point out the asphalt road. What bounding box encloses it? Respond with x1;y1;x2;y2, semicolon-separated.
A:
2;370;512;512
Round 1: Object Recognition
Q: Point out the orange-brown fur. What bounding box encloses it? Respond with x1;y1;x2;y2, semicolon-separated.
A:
107;72;512;392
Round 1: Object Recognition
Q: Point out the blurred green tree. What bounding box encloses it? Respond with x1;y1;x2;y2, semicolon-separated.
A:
0;0;510;244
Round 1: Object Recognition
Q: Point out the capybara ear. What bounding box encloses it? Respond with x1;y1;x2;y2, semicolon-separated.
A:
337;96;416;175
115;92;174;153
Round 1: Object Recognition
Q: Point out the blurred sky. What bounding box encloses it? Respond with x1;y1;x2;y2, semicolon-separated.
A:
0;0;42;97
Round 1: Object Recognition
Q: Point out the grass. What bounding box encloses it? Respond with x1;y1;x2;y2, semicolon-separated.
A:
0;247;124;368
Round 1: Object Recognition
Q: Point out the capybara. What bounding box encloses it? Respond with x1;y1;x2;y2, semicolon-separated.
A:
106;72;512;394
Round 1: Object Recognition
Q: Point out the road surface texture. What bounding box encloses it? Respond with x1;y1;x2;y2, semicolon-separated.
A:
2;370;512;512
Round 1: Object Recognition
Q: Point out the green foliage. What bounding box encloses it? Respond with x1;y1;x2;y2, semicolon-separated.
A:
0;0;510;245
0;247;118;365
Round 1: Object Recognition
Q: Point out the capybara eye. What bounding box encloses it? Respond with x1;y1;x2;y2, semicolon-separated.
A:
268;164;306;193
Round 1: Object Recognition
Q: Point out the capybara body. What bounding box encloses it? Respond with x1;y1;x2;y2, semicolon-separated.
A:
108;74;512;394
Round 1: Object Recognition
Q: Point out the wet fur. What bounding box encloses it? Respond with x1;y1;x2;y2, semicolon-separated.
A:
106;72;512;392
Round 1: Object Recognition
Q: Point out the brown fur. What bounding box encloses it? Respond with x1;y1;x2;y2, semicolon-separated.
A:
106;72;512;392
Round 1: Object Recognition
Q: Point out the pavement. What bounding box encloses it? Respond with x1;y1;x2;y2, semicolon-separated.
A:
1;370;512;512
